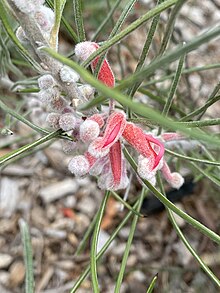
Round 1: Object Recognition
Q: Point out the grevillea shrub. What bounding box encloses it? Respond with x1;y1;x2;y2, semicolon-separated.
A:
0;0;220;292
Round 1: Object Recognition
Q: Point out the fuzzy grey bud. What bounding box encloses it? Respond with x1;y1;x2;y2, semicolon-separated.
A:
59;113;76;131
79;84;95;100
61;140;77;154
68;155;90;177
38;74;55;90
46;113;61;129
60;66;80;83
34;6;54;33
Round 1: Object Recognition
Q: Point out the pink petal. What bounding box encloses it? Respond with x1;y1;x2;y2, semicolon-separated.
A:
109;141;122;186
88;112;126;157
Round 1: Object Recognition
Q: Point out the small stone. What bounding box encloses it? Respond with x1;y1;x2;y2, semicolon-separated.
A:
9;261;25;287
0;254;13;269
39;179;78;203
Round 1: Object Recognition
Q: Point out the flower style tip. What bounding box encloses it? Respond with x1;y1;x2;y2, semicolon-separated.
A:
161;161;184;189
88;112;126;158
75;41;115;87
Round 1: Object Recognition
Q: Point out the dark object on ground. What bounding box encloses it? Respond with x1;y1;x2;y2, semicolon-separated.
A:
141;178;196;215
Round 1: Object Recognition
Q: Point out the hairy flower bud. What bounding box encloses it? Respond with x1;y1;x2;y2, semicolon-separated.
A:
46;113;61;129
68;155;90;177
59;66;79;83
80;120;100;143
38;74;55;90
59;113;76;131
61;140;77;154
79;85;95;100
34;6;54;32
38;87;60;104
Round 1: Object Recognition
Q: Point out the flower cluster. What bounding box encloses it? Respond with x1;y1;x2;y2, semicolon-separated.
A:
67;41;184;190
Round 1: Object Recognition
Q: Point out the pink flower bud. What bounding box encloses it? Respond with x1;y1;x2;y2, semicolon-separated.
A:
75;41;115;87
59;113;76;131
48;96;68;112
79;120;100;143
61;140;77;154
68;155;90;177
38;74;55;90
88;114;105;128
46;112;61;129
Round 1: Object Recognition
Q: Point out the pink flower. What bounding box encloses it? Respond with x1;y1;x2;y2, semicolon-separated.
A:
88;112;127;158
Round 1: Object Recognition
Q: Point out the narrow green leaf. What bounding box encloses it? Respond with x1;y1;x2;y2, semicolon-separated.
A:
50;0;67;50
114;188;146;292
91;191;109;293
159;0;186;55
73;0;86;42
146;274;158;293
0;129;62;166
19;219;34;293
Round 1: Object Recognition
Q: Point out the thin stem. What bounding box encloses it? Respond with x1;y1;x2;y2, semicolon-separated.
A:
158;0;186;55
111;190;145;218
165;149;220;166
114;188;146;292
75;209;100;256
90;191;110;293
158;52;185;134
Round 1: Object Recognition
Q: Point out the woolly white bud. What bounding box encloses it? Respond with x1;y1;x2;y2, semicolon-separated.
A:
12;0;37;14
46;113;61;129
59;113;76;131
169;173;184;189
38;74;55;90
80;120;100;143
61;140;77;154
48;97;68;112
59;66;80;83
34;6;54;32
38;87;60;104
79;85;95;100
68;155;90;177
75;41;97;61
